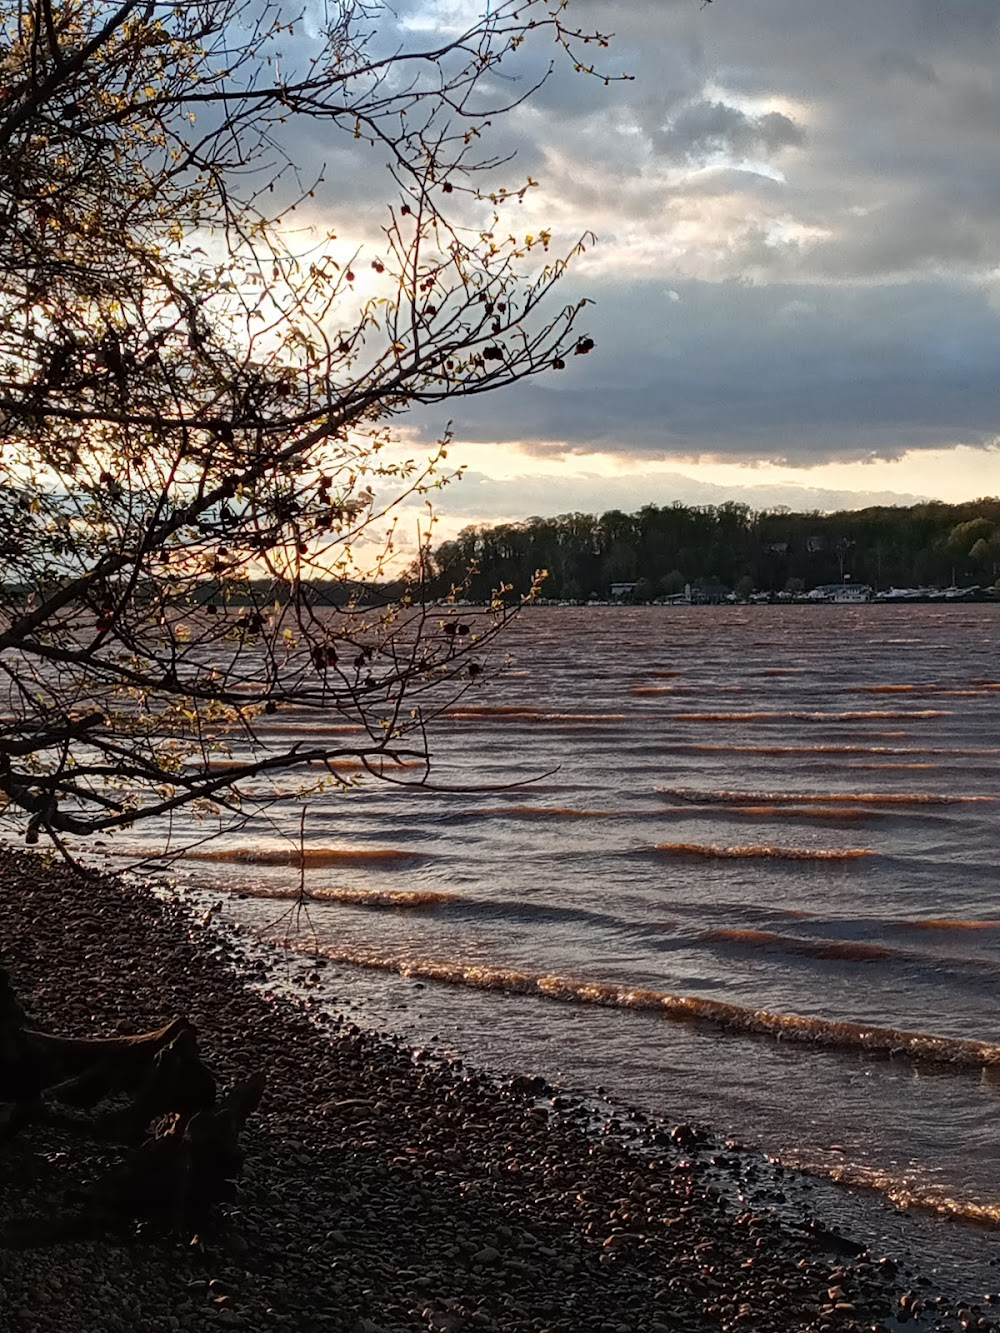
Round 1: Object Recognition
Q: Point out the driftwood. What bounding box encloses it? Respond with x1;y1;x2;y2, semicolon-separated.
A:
3;1073;266;1247
0;965;204;1140
0;967;263;1247
1;967;193;1109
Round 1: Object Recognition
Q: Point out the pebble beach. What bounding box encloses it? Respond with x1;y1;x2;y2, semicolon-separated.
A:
0;848;995;1333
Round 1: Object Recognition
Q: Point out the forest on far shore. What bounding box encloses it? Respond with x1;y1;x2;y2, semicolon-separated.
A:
428;498;1000;602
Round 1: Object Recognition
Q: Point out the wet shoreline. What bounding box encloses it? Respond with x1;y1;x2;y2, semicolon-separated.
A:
0;847;996;1332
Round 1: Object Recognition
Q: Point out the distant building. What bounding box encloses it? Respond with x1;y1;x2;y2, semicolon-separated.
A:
609;582;637;600
766;541;789;554
807;584;873;603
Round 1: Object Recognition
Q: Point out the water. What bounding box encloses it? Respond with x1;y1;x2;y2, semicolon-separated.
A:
106;604;1000;1276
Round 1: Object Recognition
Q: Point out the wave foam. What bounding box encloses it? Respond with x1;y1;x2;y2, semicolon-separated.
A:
656;787;994;806
776;1152;1000;1228
239;886;455;907
186;846;418;866
654;843;873;862
277;945;1000;1068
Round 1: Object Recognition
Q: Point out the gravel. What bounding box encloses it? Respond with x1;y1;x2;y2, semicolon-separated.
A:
0;848;991;1332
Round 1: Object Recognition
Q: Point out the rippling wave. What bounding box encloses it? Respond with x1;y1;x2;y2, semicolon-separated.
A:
902;917;1000;931
658;804;888;822
186;846;419;866
852;684;1000;700
656;786;994;806
699;927;904;963
848;762;939;771
775;1152;1000;1228
272;942;1000;1068
233;886;456;907
851;684;921;694
444;706;626;724
477;804;627;820
155;604;1000;1264
930;689;999;697
660;709;951;722
255;722;366;735
654;842;873;861
662;741;1000;757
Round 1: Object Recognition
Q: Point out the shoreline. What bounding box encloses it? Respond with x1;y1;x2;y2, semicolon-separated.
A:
0;849;994;1332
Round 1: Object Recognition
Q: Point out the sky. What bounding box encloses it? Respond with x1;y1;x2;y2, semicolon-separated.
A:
304;0;1000;528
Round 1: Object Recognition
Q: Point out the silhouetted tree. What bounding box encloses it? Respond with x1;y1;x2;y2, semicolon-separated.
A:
0;0;620;847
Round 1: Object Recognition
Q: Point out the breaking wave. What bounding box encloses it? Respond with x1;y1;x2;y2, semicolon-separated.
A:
653;843;873;862
186;846;419;866
656;787;994;806
774;1152;1000;1229
229;886;456;908
276;943;1000;1068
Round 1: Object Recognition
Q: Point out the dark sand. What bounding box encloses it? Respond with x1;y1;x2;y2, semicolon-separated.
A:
0;849;991;1332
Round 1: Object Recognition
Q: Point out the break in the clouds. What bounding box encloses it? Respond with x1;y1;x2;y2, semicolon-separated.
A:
271;0;1000;507
387;0;1000;477
419;470;928;524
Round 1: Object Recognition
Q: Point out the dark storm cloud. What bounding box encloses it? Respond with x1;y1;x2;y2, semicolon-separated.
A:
660;101;804;162
417;278;1000;462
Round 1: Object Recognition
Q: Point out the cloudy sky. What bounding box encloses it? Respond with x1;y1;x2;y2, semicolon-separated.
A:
310;0;1000;525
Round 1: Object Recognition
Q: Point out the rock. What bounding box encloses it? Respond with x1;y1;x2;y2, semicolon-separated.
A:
509;1073;549;1097
669;1123;708;1150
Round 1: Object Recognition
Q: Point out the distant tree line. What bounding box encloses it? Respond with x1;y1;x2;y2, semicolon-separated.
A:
429;499;1000;602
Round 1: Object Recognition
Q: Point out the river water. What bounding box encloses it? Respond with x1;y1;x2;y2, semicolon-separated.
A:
108;604;1000;1282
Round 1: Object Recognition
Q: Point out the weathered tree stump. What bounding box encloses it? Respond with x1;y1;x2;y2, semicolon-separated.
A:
94;1027;218;1143
0;967;264;1247
1;966;198;1114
